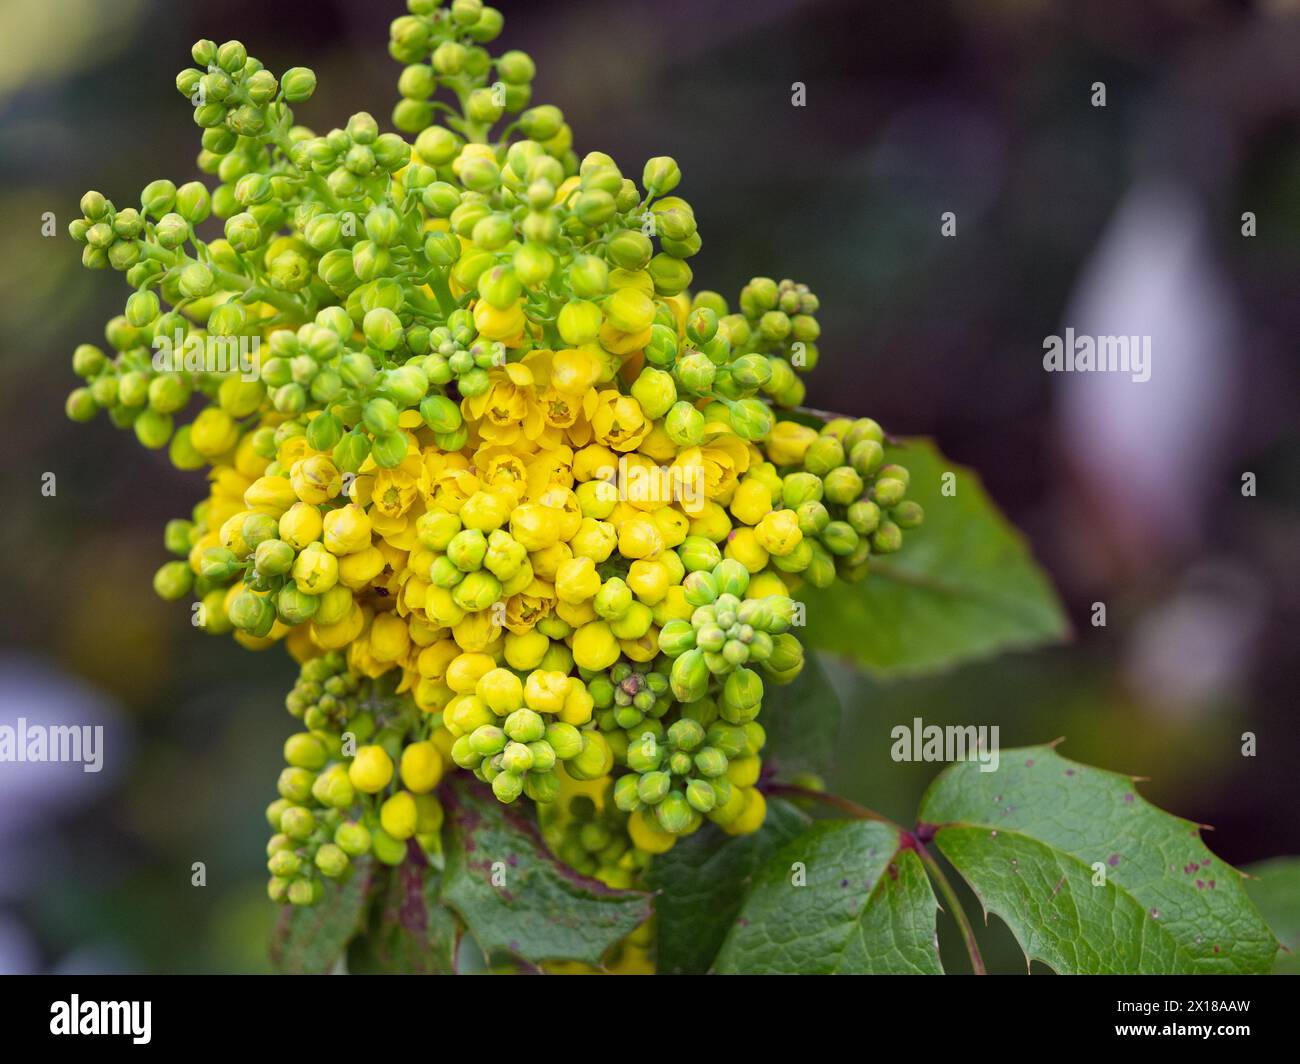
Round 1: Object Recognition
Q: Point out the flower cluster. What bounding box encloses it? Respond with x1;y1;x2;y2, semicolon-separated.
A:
64;0;922;909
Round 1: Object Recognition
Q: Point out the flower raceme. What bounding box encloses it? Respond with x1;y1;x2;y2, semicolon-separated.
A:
64;0;924;911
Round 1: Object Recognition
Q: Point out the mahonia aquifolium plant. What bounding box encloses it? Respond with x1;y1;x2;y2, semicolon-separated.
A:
62;0;933;966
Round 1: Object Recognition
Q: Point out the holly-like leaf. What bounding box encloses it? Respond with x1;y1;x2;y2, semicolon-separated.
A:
440;778;653;966
759;652;842;779
713;819;943;974
270;857;374;974
1242;857;1300;974
348;854;460;974
648;799;811;974
801;438;1069;677
918;745;1278;974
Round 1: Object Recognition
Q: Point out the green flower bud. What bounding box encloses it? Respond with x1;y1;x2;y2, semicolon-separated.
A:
447;528;487;571
664;401;705;447
224;211;261;251
133;408;174;448
821;520;859;556
678;535;722;573
491;770;524;803
566;732;613;781
607;229;653;271
504;708;546;743
152;560;193;601
712;559;750;598
545;722;583;761
524;772;561;804
273;584;316;627
728;397;772;441
520;104;563;141
803;435;843;477
670;648;709;702
282;66;317;102
647;252;692;297
112;208;144;240
872;476;907;507
470;725;507;758
643;323;678;368
501;741;535;775
823;466;864;506
630;367;676;420
498;49;536;83
333;429;371;473
335;821;371;857
849;439;884;477
637;770;671;805
277;765;316;807
642;156;681;196
795;500;829;537
655;791;693;834
567;254;608;299
370;826;408;865
892;500;925;529
846;499;881;536
613;774;642;812
229;588;274;635
685;778;717;813
314;843;349;879
451;569;501;612
65;388;97;422
870;520;903;554
674;351;715;394
627;732;662;773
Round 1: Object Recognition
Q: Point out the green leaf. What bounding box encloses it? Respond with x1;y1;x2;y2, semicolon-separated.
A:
713;819;943;974
441;778;653;966
759;652;842;778
1242;858;1300;974
801;438;1069;678
648;799;811;973
270;856;374;974
918;745;1278;974
348;859;460;974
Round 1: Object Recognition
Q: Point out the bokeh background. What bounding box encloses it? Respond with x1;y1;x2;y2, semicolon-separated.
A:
0;0;1297;973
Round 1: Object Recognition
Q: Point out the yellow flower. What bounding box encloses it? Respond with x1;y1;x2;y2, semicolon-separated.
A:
472;299;526;344
369;611;411;662
462;363;534;444
322;504;372;556
523;669;570;713
555;556;601;604
505;580;555;633
755;509;803;556
590;389;651;452
244;475;298;517
766;419;820;466
290;455;342;505
571;620;620;671
372;466;419;519
730;478;773;526
279;501;323;548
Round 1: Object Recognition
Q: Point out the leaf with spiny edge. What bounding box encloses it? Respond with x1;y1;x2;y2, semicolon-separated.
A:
917;744;1278;974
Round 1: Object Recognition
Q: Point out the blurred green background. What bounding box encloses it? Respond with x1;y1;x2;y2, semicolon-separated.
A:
0;0;1297;973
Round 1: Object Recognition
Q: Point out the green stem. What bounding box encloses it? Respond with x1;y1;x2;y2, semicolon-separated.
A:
914;843;987;976
427;269;458;316
761;783;900;829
